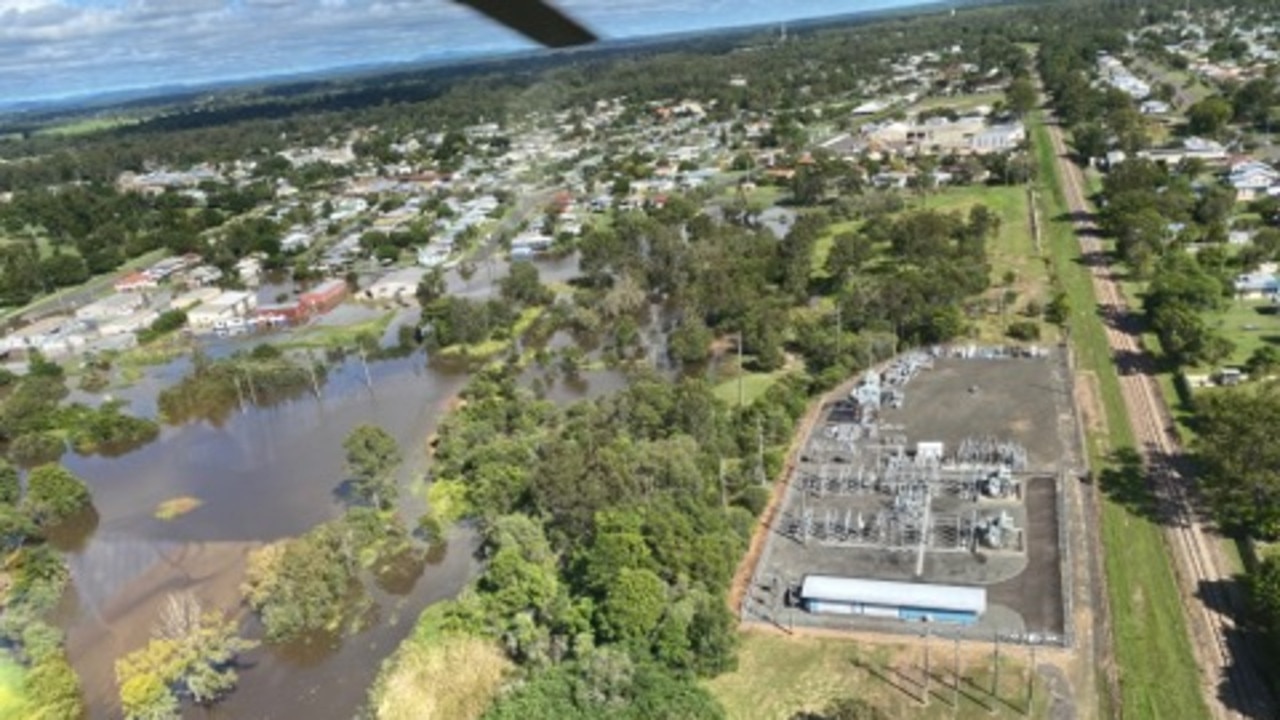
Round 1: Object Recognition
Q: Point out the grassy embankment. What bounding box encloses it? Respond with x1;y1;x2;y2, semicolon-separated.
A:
706;632;1046;720
280;311;398;350
1031;113;1209;720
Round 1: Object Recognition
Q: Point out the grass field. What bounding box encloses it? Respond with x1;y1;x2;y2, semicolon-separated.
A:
705;632;1047;720
810;219;861;278
1202;299;1279;369
1031;113;1210;720
281;310;397;350
922;185;1053;343
713;367;789;406
0;655;28;718
911;92;1004;113
35;115;139;137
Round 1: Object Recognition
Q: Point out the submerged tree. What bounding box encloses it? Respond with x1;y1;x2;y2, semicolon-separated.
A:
343;424;403;510
116;593;257;719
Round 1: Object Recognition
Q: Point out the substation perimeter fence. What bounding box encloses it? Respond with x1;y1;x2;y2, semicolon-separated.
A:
1057;469;1075;650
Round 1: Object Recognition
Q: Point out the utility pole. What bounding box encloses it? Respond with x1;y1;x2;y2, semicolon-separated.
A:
923;627;931;707
358;343;373;389
953;633;961;711
992;631;1001;699
835;301;843;361
1026;642;1036;716
718;457;728;513
306;349;322;398
737;332;745;408
756;418;767;485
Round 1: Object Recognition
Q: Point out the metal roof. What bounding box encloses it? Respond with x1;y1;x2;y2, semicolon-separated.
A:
800;575;986;615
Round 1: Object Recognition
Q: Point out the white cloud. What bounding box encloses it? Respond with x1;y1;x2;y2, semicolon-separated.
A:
0;0;926;105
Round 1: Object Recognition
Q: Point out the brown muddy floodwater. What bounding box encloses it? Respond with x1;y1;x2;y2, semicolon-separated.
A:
58;351;480;720
50;253;637;718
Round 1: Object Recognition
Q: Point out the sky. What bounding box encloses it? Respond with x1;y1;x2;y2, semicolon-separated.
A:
0;0;932;106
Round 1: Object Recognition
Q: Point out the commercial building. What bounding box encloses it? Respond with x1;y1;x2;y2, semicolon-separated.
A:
187;291;258;330
299;279;348;314
799;575;986;625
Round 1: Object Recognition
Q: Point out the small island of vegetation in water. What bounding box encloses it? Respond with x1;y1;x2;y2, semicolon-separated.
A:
0;351;160;466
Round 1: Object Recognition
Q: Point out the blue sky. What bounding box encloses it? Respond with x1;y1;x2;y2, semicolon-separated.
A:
0;0;932;106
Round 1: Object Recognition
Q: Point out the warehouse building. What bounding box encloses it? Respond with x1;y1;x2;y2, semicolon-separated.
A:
799;575;986;625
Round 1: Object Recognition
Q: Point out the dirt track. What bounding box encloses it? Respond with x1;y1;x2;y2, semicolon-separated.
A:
1044;119;1273;720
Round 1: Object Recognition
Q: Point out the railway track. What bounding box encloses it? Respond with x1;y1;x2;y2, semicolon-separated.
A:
1044;120;1273;720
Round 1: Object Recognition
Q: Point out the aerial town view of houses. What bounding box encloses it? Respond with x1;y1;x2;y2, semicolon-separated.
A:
2;1;1280;719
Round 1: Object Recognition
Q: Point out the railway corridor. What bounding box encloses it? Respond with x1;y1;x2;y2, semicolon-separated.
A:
1043;120;1273;720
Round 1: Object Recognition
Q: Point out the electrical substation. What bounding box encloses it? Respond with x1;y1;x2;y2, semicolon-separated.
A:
745;346;1082;646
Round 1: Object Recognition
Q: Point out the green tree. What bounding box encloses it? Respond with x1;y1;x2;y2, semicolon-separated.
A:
1005;77;1037;116
1249;555;1280;634
242;523;355;641
1187;96;1233;137
119;671;179;720
343;425;402;510
598;567;666;643
1194;384;1280;537
1072;122;1109;163
1246;346;1280;379
24;654;85;720
22;464;91;525
0;458;18;505
825;232;874;279
500;261;551;306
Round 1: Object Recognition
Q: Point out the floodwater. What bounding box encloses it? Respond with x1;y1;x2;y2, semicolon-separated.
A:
50;251;620;719
59;350;480;719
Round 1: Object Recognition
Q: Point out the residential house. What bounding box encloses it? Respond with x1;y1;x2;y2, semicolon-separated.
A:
367;267;427;302
1227;160;1280;201
1234;269;1279;299
98;310;160;337
170;287;223;312
114;272;159;293
1140;99;1173;115
75;293;146;323
183;265;224;288
236;256;264;285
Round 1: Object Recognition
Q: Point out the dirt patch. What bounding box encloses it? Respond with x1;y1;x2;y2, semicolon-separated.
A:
1074;371;1106;439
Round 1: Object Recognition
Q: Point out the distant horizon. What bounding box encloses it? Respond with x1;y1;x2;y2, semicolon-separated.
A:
0;0;940;111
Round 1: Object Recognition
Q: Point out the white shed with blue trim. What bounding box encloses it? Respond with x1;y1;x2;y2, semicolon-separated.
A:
800;575;986;625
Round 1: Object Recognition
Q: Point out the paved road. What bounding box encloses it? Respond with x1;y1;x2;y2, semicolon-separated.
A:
1044;118;1274;720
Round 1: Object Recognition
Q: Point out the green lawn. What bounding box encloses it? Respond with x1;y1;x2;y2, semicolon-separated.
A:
1202;299;1278;369
712;368;788;407
1031;113;1210;720
280;310;397;350
810;219;862;278
35;115;140;137
705;632;1047;720
911;92;1005;113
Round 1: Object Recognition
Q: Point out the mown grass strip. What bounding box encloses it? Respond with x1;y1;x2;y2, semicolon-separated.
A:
1031;114;1210;720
